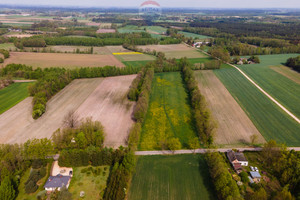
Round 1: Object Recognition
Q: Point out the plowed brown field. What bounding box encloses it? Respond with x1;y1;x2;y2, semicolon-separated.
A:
195;70;265;146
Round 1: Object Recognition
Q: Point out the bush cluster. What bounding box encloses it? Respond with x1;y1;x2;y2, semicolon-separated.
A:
286;55;300;72
180;58;215;146
205;152;242;200
132;67;154;122
103;151;136;200
0;49;9;58
127;68;146;101
25;167;46;194
58;147;124;167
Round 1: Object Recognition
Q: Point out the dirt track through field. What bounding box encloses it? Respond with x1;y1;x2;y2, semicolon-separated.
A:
0;78;103;144
195;70;265;146
75;75;136;148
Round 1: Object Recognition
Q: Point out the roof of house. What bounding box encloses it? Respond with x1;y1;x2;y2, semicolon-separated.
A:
233;163;242;171
227;150;237;163
250;171;261;178
44;174;70;188
248;176;254;184
227;150;248;163
235;152;248;162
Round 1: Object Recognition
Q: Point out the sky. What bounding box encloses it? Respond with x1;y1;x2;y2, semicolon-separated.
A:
1;0;300;8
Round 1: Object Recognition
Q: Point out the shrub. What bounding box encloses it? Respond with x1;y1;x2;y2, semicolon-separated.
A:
25;180;38;194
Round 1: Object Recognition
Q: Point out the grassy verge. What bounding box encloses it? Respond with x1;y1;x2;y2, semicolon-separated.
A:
0;82;32;114
139;72;197;150
128;154;216;200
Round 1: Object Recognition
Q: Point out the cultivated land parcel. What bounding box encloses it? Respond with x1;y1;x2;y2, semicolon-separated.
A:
128;154;216;200
0;82;32;114
195;70;265;147
0;76;135;146
215;63;300;146
139;72;197;150
238;54;300;119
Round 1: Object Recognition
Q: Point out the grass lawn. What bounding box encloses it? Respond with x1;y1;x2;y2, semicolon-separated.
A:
187;57;213;65
178;31;211;39
16;163;52;200
139;72;197;150
214;67;300;146
0;82;32;114
68;166;109;200
0;43;15;50
239;54;300;118
128;154;216;200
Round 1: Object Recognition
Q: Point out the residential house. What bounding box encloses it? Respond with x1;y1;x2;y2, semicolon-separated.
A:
227;150;248;166
44;174;71;191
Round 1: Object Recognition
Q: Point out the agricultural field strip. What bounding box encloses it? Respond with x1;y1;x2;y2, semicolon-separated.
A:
228;63;300;124
191;44;300;124
134;147;300;155
195;71;264;146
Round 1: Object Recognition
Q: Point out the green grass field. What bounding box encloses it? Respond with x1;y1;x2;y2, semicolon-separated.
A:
69;166;109;200
122;57;212;68
0;82;32;114
214;67;300;146
128;154;216;200
139;72;197;150
178;31;211;39
0;43;15;50
239;54;300;118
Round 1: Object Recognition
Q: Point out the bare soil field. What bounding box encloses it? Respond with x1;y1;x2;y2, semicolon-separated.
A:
4;34;33;38
137;44;208;59
75;75;136;148
4;52;125;68
106;45;132;53
0;78;103;144
96;29;116;33
24;46;112;55
195;70;265;146
269;65;300;85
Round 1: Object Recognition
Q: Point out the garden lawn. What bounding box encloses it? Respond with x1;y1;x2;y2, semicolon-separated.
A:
128;154;216;200
214;66;300;146
0;43;15;50
0;82;32;114
139;72;197;150
68;166;109;200
239;54;300;118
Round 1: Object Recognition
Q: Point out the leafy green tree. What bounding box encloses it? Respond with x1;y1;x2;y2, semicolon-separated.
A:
23;138;54;159
0;176;16;200
249;187;267;200
239;171;249;183
188;137;200;153
167;138;182;153
75;132;88;149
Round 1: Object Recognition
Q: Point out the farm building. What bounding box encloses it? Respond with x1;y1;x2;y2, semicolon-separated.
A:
227;150;248;172
250;171;262;183
44;174;71;191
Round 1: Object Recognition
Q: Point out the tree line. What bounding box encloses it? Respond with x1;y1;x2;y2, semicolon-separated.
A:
180;58;216;146
205;152;242;200
286;55;300;72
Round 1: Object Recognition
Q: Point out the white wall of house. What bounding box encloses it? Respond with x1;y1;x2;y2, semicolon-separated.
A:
239;161;248;166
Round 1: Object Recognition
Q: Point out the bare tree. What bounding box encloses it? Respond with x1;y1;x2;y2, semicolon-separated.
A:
63;110;79;128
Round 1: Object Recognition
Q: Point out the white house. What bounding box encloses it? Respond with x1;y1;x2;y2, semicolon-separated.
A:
227;150;249;167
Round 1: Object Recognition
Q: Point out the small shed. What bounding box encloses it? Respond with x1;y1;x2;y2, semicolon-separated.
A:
250;171;261;183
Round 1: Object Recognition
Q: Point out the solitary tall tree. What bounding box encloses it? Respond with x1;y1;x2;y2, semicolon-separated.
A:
0;176;15;200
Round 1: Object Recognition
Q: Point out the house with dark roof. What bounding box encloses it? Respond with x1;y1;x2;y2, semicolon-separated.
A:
44;174;71;191
227;150;248;173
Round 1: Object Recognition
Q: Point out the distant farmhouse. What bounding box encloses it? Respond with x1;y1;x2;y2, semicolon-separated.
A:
227;150;248;173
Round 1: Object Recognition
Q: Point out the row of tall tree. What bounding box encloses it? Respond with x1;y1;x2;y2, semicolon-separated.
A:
180;58;215;146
